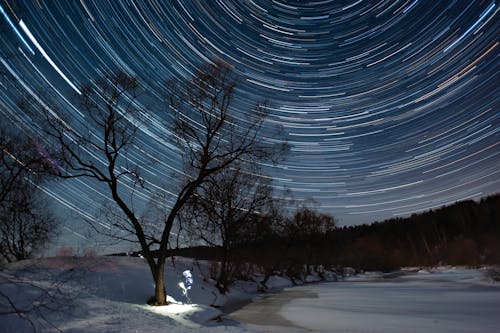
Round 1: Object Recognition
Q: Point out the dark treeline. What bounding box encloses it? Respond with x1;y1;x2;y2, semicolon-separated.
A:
312;194;500;270
169;194;499;275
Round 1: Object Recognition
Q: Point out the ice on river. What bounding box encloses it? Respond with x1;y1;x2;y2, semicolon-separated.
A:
230;267;500;332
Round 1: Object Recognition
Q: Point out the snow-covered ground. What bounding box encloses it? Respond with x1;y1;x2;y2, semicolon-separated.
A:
1;256;499;333
231;267;500;332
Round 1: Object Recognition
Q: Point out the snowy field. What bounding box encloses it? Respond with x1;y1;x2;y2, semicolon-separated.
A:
1;256;499;333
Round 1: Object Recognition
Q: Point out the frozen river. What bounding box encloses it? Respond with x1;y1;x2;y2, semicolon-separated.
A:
229;268;500;332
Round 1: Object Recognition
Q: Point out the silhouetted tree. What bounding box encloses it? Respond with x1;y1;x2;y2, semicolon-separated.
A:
0;127;58;263
31;61;285;305
182;164;276;293
288;206;337;236
287;206;336;274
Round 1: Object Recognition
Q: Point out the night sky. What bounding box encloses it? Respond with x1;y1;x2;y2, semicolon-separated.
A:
1;1;498;240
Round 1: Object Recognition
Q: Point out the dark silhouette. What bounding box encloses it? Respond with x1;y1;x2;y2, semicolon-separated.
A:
30;61;285;305
0;127;58;263
167;194;499;278
182;165;276;293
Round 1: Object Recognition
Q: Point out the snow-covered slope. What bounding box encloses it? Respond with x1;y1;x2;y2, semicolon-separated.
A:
0;256;258;333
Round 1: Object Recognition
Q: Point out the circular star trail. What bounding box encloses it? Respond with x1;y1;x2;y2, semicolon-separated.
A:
0;0;498;240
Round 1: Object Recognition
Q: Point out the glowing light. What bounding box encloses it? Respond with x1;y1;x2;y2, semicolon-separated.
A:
0;4;35;55
19;19;81;94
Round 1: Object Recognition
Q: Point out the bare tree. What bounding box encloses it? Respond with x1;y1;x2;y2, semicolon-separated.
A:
0;126;62;331
288;206;337;236
32;61;285;305
182;164;276;293
0;127;58;263
154;60;286;303
287;206;336;276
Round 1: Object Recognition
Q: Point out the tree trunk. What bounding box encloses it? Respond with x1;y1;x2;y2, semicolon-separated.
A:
153;260;167;305
216;245;230;294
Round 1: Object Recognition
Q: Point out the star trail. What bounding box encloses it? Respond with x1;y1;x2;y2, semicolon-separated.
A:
0;0;498;241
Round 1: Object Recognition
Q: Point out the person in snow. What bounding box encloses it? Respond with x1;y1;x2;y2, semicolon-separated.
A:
178;270;193;303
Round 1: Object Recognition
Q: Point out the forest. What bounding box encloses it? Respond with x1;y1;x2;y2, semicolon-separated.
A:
168;194;500;281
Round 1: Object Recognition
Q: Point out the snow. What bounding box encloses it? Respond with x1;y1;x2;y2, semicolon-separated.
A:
0;256;252;333
278;279;500;332
1;256;499;333
231;267;500;333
